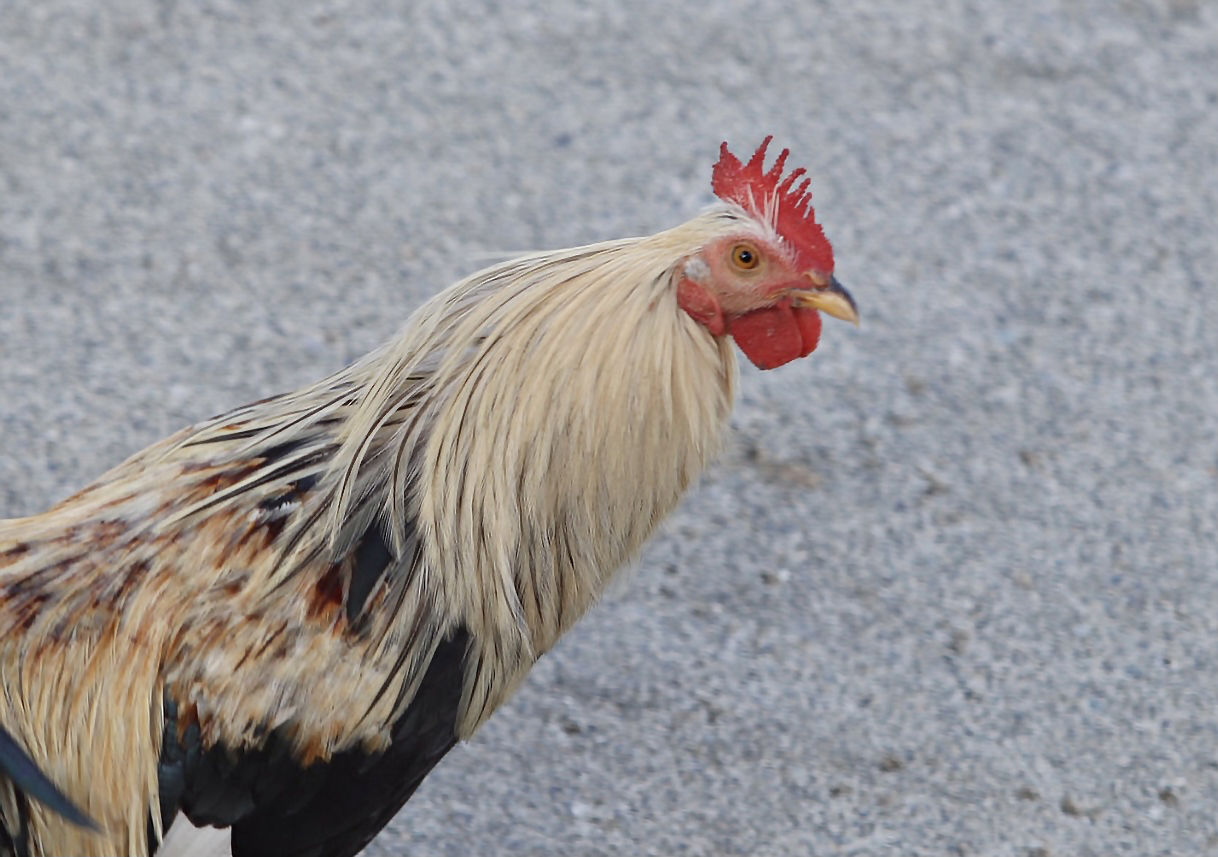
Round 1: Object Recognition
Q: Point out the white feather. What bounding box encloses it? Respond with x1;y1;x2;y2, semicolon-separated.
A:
157;815;232;857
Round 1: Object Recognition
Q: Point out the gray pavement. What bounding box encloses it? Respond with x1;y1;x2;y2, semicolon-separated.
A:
2;1;1217;854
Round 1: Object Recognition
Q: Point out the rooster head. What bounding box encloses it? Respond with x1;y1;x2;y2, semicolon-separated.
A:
676;137;858;370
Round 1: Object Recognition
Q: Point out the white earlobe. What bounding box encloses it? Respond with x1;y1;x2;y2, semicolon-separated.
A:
681;255;711;283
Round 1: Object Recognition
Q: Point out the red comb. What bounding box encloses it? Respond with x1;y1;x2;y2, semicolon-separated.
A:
712;136;834;274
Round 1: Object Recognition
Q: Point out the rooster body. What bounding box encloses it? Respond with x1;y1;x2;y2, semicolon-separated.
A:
0;140;855;857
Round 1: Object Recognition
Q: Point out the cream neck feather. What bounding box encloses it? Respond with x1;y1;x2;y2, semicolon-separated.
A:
326;211;744;733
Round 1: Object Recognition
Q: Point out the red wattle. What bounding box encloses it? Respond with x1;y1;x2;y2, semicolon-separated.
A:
726;302;822;370
793;304;822;357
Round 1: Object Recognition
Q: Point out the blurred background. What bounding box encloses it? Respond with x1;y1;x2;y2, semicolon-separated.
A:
1;1;1216;854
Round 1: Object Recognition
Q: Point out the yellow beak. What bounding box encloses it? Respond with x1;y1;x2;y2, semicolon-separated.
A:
791;274;860;326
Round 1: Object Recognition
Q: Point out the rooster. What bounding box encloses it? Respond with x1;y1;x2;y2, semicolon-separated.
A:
0;138;857;857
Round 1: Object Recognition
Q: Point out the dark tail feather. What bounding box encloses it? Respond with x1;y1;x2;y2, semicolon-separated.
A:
0;725;97;830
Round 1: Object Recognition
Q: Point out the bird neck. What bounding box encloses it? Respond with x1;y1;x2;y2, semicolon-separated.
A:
339;236;739;735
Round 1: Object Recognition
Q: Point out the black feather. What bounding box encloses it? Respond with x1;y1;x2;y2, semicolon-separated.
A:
156;627;470;857
346;515;397;625
0;724;96;831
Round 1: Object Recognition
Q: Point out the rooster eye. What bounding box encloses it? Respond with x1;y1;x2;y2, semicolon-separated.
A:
730;243;760;271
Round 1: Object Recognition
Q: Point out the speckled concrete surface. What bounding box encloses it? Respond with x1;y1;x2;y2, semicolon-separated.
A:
2;1;1217;854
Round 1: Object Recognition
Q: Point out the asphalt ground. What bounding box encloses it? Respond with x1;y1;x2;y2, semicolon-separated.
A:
1;2;1216;854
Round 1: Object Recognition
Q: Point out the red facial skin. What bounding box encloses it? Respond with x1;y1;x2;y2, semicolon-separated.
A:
676;234;826;370
675;276;726;336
